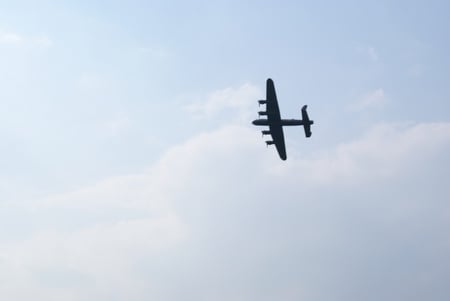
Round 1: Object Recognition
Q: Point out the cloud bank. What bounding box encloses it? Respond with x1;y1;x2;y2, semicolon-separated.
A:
1;118;450;300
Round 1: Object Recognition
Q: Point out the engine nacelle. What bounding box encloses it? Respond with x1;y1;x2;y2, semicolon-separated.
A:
258;100;267;106
258;111;268;116
265;141;275;146
261;130;271;136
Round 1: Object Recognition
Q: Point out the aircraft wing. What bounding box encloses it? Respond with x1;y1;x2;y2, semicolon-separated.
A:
266;78;281;121
266;79;287;160
269;123;287;160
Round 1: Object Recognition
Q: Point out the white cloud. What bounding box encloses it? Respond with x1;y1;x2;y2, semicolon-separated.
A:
185;83;262;119
368;46;378;61
1;120;450;300
280;122;450;185
0;31;52;49
0;33;23;44
0;215;187;300
350;88;386;111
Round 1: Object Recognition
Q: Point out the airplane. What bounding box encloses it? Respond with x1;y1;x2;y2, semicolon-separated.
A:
252;78;313;160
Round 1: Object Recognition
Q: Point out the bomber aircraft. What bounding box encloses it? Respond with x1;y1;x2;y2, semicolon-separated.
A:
252;78;313;160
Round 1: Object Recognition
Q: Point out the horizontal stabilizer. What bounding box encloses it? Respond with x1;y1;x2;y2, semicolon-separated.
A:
301;105;313;138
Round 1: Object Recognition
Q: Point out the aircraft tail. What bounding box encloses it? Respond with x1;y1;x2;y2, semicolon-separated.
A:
301;105;313;137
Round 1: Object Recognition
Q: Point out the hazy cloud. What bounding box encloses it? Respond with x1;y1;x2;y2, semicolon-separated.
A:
0;31;52;48
355;45;379;62
185;83;262;119
136;46;170;59
0;32;23;44
350;88;386;111
1;3;448;300
99;114;131;137
1;121;449;300
368;46;379;61
408;64;423;77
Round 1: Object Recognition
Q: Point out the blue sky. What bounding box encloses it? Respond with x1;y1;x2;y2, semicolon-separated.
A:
1;1;450;300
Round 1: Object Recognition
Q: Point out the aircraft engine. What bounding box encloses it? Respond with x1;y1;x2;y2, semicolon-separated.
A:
265;141;275;146
258;100;267;106
262;130;271;136
258;111;268;116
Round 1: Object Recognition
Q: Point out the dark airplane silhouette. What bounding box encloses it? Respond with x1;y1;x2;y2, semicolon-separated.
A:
252;78;313;160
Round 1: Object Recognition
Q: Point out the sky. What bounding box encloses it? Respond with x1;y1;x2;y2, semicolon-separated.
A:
0;0;450;300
